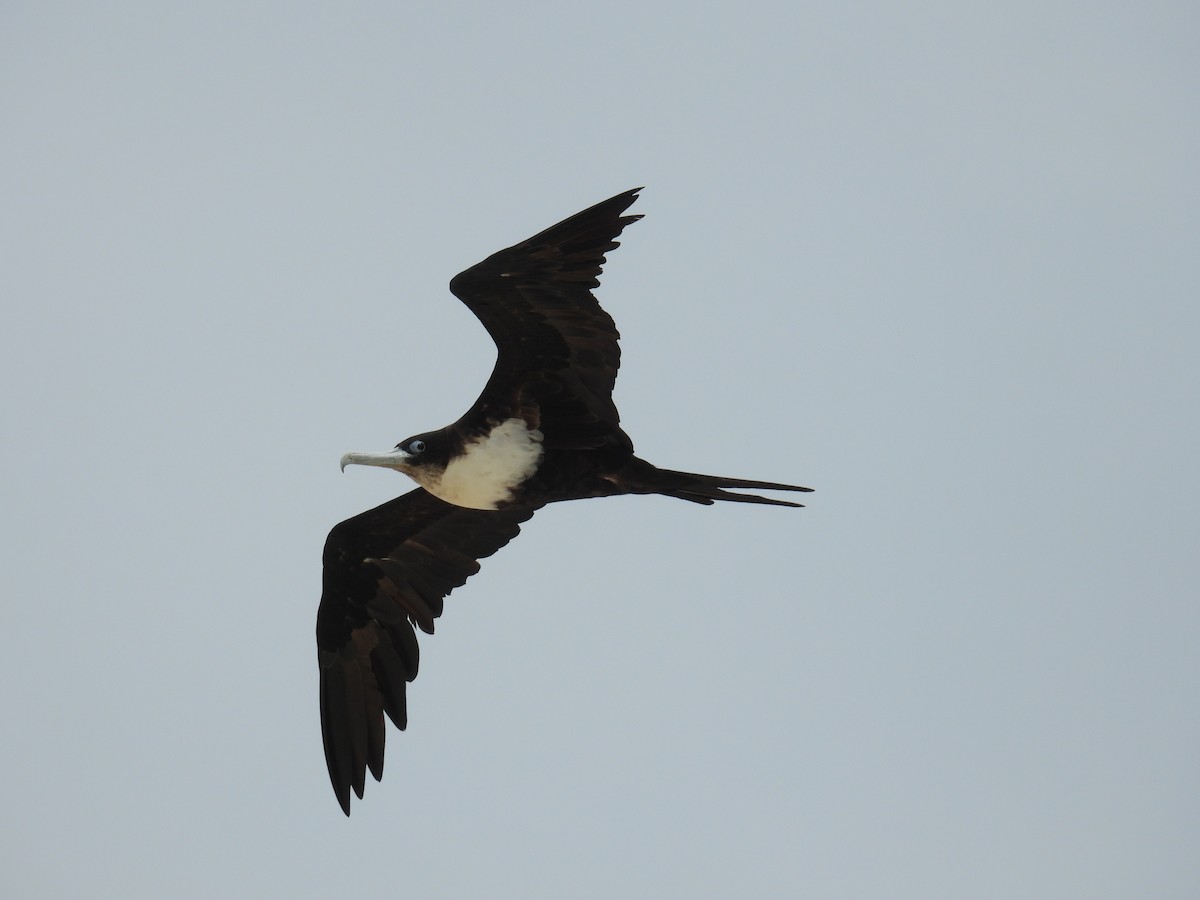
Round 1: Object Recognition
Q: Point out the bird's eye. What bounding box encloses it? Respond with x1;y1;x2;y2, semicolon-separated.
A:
408;439;426;454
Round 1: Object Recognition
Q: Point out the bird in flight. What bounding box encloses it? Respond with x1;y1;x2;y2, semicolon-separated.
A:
317;188;811;814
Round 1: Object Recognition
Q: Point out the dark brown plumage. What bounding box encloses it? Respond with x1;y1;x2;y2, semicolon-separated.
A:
318;189;811;814
317;492;531;815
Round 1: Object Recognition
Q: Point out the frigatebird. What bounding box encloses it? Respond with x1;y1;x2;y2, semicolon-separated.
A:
317;188;810;814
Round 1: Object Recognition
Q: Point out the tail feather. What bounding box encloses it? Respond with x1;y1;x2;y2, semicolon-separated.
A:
654;468;813;508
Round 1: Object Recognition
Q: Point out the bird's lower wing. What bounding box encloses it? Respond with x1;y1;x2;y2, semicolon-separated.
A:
316;488;534;814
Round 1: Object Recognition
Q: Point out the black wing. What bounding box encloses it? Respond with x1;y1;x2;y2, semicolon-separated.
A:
449;188;643;450
316;488;534;815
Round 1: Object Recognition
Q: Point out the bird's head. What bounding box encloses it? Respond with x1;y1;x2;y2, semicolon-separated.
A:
340;431;448;488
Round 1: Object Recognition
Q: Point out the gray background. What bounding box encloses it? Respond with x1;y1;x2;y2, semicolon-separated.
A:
3;2;1197;897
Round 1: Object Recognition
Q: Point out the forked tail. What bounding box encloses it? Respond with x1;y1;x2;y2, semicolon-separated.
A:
653;467;813;507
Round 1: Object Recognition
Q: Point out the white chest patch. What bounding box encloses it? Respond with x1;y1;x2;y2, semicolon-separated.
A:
430;418;544;510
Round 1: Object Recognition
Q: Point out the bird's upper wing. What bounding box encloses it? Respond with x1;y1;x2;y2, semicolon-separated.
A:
316;487;534;815
449;188;642;449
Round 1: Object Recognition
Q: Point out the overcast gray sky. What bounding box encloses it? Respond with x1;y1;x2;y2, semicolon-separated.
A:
3;2;1197;897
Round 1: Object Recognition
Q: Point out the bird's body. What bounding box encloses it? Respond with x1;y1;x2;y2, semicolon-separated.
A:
318;188;810;814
